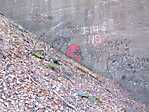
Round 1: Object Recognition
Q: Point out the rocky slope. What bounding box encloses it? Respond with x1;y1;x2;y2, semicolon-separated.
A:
0;14;147;112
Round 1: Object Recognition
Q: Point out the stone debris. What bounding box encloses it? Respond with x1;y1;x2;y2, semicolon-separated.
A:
0;14;147;112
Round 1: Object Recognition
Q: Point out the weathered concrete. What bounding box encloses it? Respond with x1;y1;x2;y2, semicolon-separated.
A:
0;0;149;108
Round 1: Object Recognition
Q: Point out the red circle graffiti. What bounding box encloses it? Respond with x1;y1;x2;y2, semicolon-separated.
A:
65;44;81;62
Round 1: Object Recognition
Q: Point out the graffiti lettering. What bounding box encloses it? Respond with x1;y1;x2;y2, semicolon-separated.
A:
107;54;149;74
87;34;106;47
81;25;106;35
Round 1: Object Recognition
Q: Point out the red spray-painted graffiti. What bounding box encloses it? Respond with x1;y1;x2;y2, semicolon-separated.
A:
65;44;81;62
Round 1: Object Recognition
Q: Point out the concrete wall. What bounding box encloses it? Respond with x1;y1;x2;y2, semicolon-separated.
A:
0;0;149;107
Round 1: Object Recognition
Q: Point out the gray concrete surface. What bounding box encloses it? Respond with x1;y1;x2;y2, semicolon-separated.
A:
0;0;149;108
